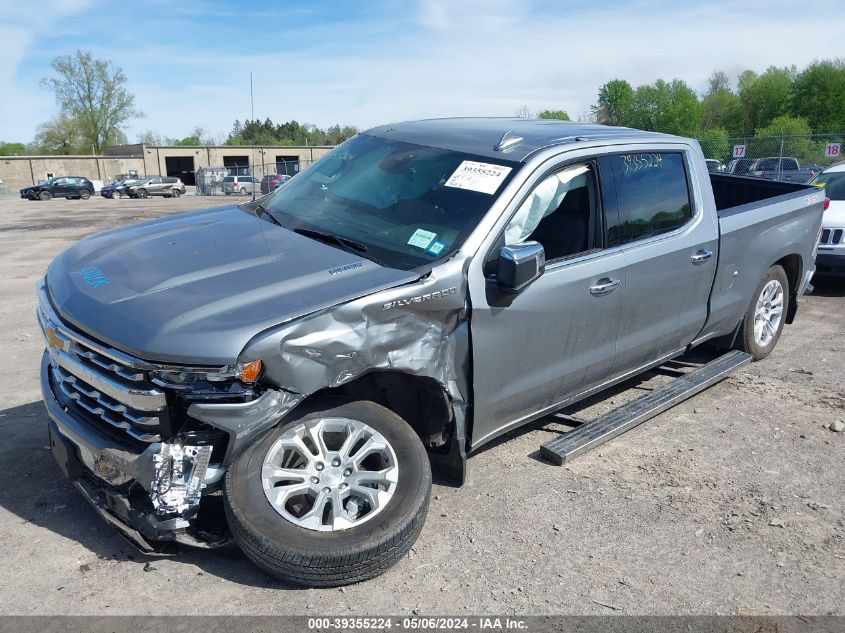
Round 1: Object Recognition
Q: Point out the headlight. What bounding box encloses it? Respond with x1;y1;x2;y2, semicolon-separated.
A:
151;360;263;387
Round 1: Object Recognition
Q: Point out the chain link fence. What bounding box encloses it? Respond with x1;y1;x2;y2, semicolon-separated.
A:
196;159;315;196
696;133;843;182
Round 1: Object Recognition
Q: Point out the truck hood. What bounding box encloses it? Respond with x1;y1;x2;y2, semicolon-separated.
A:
46;205;418;365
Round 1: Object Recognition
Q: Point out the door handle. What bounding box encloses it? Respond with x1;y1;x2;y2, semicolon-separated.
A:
690;250;713;265
590;277;621;296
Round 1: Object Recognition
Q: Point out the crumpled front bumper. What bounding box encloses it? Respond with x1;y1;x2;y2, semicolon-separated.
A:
41;351;226;551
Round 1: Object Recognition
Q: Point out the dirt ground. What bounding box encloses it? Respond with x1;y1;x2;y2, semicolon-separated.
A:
0;193;842;616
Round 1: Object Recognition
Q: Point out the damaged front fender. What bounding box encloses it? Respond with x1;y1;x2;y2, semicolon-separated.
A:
235;259;471;475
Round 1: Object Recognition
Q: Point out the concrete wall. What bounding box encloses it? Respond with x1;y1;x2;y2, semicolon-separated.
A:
0;156;146;192
0;144;335;191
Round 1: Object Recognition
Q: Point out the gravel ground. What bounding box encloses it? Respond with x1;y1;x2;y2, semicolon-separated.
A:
0;194;842;616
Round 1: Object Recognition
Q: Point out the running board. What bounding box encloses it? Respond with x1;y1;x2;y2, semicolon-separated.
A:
540;350;753;466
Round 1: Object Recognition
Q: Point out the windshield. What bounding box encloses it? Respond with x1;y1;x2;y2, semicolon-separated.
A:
260;133;520;270
810;172;845;201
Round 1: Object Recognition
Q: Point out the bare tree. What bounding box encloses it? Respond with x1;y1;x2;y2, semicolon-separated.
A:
515;105;532;118
41;50;141;153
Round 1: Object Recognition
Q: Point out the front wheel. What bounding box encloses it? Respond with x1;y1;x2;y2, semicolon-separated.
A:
39;191;52;201
736;264;788;360
136;188;148;199
239;187;247;196
225;399;431;587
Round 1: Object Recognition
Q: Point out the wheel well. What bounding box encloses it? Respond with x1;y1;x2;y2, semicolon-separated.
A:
773;253;801;323
296;371;453;449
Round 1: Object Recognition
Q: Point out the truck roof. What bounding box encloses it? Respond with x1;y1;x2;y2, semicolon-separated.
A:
365;117;678;162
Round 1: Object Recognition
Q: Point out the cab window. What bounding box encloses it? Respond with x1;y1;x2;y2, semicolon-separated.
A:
504;163;600;261
606;152;692;244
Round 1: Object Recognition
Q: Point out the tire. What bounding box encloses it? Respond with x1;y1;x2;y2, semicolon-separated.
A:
239;187;247;196
79;188;91;200
171;189;181;198
735;264;789;360
225;398;431;587
137;188;148;199
39;191;52;201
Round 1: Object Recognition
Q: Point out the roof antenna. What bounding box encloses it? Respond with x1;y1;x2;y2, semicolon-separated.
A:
494;131;524;152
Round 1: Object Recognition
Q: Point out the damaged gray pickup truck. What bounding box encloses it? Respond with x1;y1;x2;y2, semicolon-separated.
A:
39;119;825;586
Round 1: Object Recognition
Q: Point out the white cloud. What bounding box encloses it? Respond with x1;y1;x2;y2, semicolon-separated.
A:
3;0;845;143
0;0;96;142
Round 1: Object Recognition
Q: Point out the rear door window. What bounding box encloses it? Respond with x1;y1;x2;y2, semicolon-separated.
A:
604;152;692;244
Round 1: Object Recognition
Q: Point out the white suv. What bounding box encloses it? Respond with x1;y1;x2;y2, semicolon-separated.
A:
810;163;845;277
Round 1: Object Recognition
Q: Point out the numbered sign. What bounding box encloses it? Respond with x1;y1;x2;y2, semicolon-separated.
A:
825;143;841;158
732;145;746;159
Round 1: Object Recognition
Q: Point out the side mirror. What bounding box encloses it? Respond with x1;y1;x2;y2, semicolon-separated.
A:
496;242;545;293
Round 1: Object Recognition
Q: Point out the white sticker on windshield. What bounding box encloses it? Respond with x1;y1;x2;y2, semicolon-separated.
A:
445;161;512;195
407;228;437;249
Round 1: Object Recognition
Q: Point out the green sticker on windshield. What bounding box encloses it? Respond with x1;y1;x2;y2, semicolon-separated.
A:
408;228;437;249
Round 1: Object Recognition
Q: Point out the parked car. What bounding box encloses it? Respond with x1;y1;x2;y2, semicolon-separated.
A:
125;176;186;199
725;158;754;176
101;179;141;199
705;159;723;173
20;176;95;201
223;175;261;195
750;157;819;183
260;173;292;195
38;119;822;587
809;163;845;276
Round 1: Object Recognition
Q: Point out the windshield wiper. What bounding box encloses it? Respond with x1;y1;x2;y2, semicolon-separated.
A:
292;227;368;253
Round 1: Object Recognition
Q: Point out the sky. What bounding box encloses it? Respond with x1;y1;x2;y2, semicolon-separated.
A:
1;0;844;144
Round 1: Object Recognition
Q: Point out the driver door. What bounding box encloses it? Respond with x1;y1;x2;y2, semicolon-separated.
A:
51;177;71;197
468;159;626;449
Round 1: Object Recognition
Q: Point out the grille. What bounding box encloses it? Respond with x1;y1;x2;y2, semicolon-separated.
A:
46;329;168;443
820;228;843;245
52;364;162;442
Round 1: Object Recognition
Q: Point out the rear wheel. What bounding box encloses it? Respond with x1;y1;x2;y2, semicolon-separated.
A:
39;191;52;201
79;188;91;200
171;188;181;198
225;399;431;587
239;187;247;196
736;264;788;360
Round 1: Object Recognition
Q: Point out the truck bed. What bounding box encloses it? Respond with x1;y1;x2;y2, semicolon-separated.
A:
710;173;814;216
699;173;824;342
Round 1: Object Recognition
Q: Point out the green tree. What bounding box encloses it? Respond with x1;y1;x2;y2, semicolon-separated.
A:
32;113;84;154
792;59;845;133
738;66;795;133
701;71;743;134
0;142;26;156
696;127;731;162
226;118;358;146
537;109;570;121
752;115;818;162
41;49;141;153
627;79;703;136
706;71;731;95
592;79;634;126
168;127;216;146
